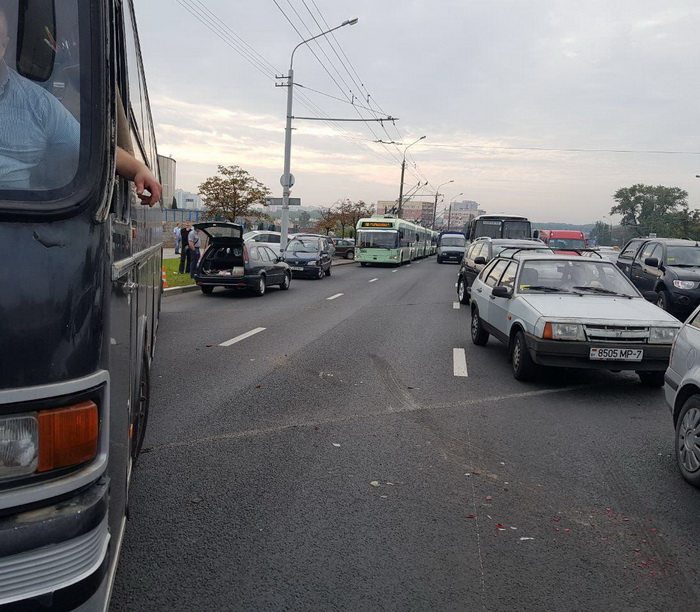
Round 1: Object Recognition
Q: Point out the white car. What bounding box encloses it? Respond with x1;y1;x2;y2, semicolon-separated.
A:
663;305;700;487
243;230;283;256
469;253;681;384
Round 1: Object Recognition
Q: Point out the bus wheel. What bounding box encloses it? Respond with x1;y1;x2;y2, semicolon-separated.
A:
131;355;150;464
360;262;367;267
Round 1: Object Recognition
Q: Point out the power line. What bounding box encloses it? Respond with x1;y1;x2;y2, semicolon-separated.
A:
425;143;700;155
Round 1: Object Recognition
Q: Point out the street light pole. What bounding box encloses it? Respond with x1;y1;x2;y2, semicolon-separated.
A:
396;135;426;218
280;18;358;252
431;180;454;229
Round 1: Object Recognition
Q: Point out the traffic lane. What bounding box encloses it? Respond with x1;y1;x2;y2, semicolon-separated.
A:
113;413;489;611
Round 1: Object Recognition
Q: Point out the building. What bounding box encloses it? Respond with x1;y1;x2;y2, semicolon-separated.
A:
157;155;176;208
376;199;434;224
174;189;203;210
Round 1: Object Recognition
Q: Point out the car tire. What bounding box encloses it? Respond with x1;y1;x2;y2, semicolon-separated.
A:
657;290;671;313
511;330;536;381
675;395;700;488
361;262;367;267
201;286;214;295
316;267;324;280
325;265;332;277
253;275;266;296
280;272;291;290
457;277;470;304
437;257;443;264
345;251;354;259
637;371;664;387
471;306;489;346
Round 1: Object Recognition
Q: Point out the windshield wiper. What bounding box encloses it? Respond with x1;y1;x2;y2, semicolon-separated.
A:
572;286;629;297
523;285;567;292
668;263;700;267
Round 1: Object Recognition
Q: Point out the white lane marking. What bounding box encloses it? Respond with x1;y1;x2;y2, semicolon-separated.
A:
392;270;398;273
219;327;266;347
327;293;344;300
455;283;458;287
369;278;379;283
453;302;460;310
453;348;469;377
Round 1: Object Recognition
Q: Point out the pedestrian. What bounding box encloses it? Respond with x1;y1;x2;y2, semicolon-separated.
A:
179;221;192;274
173;223;181;254
188;225;201;278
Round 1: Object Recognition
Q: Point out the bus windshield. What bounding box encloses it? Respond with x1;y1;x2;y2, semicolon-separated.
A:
358;230;399;249
502;221;532;239
0;1;88;203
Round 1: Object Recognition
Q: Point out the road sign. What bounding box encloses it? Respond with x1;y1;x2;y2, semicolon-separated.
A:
265;197;301;206
280;173;295;188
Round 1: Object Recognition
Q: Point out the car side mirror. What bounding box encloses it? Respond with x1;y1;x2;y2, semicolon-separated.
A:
644;257;659;268
474;256;486;265
642;291;658;302
492;285;511;298
277;256;284;262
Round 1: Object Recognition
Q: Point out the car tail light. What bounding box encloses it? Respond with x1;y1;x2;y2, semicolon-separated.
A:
37;401;98;472
243;245;249;264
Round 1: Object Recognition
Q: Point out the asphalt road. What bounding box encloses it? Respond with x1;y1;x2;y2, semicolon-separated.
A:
111;257;700;611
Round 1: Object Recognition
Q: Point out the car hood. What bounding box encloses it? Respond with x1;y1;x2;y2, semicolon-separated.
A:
667;265;700;281
518;294;679;325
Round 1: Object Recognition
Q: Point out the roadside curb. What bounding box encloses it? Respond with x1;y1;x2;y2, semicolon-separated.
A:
163;284;199;297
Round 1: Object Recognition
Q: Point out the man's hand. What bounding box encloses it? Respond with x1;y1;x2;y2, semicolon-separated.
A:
116;146;163;207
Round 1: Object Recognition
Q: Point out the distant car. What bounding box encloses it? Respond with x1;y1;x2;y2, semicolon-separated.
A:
664;304;700;487
243;230;283;256
282;236;333;279
334;238;355;259
456;238;553;304
437;232;466;264
469;252;681;384
194;223;291;296
290;233;336;258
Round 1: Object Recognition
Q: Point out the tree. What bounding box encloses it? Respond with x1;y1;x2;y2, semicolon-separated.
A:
348;200;375;238
198;165;271;223
316;207;338;235
334;199;354;237
171;196;177;209
610;184;689;237
298;210;311;228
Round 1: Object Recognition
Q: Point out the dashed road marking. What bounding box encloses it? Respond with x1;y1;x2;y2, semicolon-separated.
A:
453;302;460;309
369;278;378;283
220;327;266;347
392;270;398;273
453;348;468;377
327;293;344;300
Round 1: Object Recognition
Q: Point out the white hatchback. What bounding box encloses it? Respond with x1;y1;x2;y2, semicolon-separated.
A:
243;231;283;256
469;253;681;384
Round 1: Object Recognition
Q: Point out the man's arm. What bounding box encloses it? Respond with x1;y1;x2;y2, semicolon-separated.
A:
115;147;162;206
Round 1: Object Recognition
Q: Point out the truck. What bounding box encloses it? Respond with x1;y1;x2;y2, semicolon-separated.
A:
535;229;587;254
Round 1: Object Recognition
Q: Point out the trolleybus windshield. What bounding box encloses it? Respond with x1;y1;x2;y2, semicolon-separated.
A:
357;229;399;249
0;0;90;205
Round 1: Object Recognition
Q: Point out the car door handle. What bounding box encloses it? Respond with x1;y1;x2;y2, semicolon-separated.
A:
476;287;483;293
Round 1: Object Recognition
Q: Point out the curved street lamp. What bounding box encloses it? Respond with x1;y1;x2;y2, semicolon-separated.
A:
397;136;426;218
280;18;359;251
431;180;454;229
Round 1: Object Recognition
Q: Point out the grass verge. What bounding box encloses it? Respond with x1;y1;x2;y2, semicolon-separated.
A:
163;258;195;288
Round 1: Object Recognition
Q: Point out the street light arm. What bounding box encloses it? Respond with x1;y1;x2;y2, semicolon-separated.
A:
290;18;358;68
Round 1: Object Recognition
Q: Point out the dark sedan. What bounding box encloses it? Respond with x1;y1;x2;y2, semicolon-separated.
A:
193;222;291;296
282;237;333;279
334;238;355;259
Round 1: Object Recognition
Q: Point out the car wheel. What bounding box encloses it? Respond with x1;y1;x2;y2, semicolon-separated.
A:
637;371;664;387
471;306;489;346
657;290;671;312
345;250;354;259
437;257;443;264
360;262;367;267
458;277;470;304
201;286;214;295
325;265;332;277
253;275;266;296
511;330;536;381
316;267;324;280
280;272;291;290
675;395;700;487
131;353;150;465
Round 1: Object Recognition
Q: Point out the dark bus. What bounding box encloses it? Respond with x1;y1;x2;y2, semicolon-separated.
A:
465;214;532;242
0;1;161;609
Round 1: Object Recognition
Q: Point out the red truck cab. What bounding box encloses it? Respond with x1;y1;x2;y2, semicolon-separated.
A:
536;229;587;254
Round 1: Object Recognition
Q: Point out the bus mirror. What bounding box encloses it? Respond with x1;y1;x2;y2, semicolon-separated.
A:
17;0;57;83
533;230;540;239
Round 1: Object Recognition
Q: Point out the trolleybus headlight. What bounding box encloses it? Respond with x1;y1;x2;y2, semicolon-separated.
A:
0;401;98;481
649;327;679;344
0;414;39;480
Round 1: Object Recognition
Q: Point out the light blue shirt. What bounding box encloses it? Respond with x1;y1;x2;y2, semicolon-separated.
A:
0;63;80;190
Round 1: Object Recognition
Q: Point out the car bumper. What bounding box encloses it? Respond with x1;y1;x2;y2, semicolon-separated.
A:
0;478;111;608
438;252;463;261
194;274;259;289
663;367;681;415
668;290;700;317
524;334;672;371
286;265;323;277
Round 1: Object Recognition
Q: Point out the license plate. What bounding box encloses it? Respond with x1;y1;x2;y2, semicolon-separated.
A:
589;347;643;361
290;266;304;271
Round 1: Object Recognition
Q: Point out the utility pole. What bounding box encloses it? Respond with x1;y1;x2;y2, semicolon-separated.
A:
432;180;454;229
396;136;426;218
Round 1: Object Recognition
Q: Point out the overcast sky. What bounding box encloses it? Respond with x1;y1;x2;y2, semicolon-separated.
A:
135;0;700;223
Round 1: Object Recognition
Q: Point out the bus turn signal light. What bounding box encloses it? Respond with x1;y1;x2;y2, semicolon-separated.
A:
37;401;98;472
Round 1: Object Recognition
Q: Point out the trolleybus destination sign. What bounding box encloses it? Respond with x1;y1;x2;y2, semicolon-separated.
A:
360;221;394;227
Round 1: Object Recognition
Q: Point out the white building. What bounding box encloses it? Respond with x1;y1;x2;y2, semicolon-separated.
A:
174;188;203;210
157;155;176;208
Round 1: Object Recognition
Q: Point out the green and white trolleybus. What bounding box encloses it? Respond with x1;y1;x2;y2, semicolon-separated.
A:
356;216;433;266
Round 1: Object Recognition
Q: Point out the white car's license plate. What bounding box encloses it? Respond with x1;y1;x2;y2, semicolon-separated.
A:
290;266;304;271
589;347;643;361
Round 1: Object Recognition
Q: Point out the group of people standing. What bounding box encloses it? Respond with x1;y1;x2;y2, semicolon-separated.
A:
172;221;201;276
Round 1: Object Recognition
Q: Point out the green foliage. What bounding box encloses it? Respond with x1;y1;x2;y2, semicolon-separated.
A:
610;184;696;238
199;165;271;223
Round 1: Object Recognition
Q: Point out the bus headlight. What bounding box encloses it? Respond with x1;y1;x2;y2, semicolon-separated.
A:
0;414;39;479
649;327;679;344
